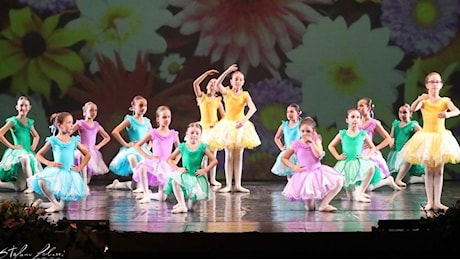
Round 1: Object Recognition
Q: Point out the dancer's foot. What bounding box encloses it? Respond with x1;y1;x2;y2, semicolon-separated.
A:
32;199;43;208
132;187;143;193
139;196;150;204
218;186;232;193
173;203;180;209
234;186;250;193
171;206;188;214
355;194;371;203
304;200;316;211
45;201;64;213
420;204;433;211
395;180;407;189
434;203;448;212
23;188;34;194
318;204;337;212
149;192;167;201
210;180;222;187
387;176;402;191
106;179;119;190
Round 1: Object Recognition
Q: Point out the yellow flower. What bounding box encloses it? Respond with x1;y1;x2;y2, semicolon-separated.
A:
0;7;91;100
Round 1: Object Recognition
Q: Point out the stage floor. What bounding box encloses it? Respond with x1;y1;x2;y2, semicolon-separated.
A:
1;179;459;233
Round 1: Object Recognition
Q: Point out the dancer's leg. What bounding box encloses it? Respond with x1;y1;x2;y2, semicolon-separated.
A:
219;148;234;193
233;148;249;193
394;162;411;188
171;180;187;213
421;167;434;211
433;165;448;211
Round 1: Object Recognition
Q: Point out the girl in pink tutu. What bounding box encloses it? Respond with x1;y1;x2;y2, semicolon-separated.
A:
281;117;344;212
401;72;460;212
72;101;111;186
133;105;180;203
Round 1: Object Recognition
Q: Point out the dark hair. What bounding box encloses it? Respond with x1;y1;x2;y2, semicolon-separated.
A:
49;112;72;135
17;95;30;103
129;95;147;114
358;97;375;118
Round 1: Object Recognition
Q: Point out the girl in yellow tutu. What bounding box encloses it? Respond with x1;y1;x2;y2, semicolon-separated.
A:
208;64;261;193
401;71;460;212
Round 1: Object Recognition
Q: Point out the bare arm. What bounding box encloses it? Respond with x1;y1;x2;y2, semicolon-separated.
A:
214;64;238;94
273;125;284;151
374;121;392;151
134;133;155;159
444;98;460;119
309;136;324;159
167;147;185;172
36;142;60;167
111;119;131;147
73;142;90;172
0;121;16;149
388;125;395;149
362;134;376;159
328;133;344;160
196;147;218;176
281;146;297;170
238;93;257;126
95;125;111;151
29;125;40;151
193;69;219;98
410;94;429;112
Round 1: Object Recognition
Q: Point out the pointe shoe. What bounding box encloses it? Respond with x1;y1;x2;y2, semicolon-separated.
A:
106;179;119;190
171;206;188;214
234;186;250;193
218;186;232;193
32;199;43;208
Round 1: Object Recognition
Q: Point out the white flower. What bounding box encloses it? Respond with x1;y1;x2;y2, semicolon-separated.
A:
285;15;405;127
67;0;173;73
158;53;186;83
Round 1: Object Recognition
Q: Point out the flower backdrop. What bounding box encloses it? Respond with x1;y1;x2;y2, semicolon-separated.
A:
1;0;460;181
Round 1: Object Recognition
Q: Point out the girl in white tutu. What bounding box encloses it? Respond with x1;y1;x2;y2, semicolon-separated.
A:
72;101;111;186
281;117;344;212
30;112;90;213
207;64;261;193
401;72;460;212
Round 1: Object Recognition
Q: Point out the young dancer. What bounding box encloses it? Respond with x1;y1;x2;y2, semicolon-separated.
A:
164;122;217;213
401;72;460;212
106;96;152;191
132;105;180;203
0;96;43;193
208;64;261;193
271;103;302;181
72;101;111;185
281;117;344;212
387;104;425;188
328;108;377;203
357;97;401;191
193;69;225;186
30;112;90;213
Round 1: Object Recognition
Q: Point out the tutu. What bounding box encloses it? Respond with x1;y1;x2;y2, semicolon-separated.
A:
164;143;211;201
75;148;109;176
207;119;261;150
271;151;297;177
387;150;424;176
132;158;173;186
109;146;149;176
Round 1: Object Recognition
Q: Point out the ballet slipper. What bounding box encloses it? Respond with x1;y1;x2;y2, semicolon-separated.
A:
234;186;250;193
173;203;180;209
210;180;222;187
318;205;337;212
387;176;402;191
45;201;64;213
171;206;188;214
355;195;371;203
105;179;119;190
32;199;43;208
139;196;150;204
23;187;34;194
149;192;167;201
395;180;407;189
434;204;448;213
218;186;232;193
132;187;144;193
420;204;433;211
135;193;144;200
304;200;316;211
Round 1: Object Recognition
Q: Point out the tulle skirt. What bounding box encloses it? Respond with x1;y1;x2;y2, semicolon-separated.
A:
132;158;173;187
0;149;43;181
362;148;390;178
387;150;425;176
29;167;88;201
164;171;210;201
109;146;151;176
207;119;261;150
271;150;297;177
333;159;380;189
400;130;460;168
75;148;109;176
282;165;344;201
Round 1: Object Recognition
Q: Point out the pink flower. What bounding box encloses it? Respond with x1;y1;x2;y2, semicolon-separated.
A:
168;0;334;78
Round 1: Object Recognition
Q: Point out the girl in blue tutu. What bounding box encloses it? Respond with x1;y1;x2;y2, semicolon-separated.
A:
30;112;90;213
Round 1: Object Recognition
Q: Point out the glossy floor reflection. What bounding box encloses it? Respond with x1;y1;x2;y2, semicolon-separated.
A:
1;180;459;233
